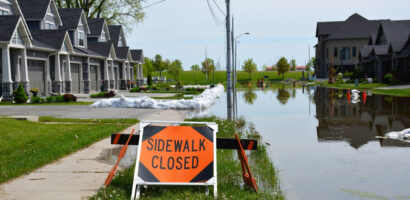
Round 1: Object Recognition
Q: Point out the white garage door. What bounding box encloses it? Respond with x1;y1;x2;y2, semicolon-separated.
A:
90;65;98;92
28;60;46;96
71;63;81;93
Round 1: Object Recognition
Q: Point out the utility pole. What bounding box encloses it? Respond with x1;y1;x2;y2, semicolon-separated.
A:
231;17;235;121
205;47;208;81
225;0;232;121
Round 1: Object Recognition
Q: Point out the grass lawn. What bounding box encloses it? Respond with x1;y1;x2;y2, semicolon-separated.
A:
0;102;93;106
151;71;303;85
90;117;284;200
152;94;194;100
372;88;410;97
0;117;138;183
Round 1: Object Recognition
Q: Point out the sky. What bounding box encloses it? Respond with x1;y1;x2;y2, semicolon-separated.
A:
127;0;410;70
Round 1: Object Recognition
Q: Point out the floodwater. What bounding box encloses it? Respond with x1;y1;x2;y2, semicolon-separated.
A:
207;85;410;200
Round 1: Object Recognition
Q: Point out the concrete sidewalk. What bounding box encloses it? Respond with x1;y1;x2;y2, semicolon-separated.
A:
0;110;185;200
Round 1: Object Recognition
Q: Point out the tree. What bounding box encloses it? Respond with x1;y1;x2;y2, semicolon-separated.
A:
306;57;315;72
55;0;145;32
290;59;297;71
277;57;290;79
242;58;257;80
153;54;164;77
191;64;200;71
142;57;153;77
168;59;183;80
243;88;257;105
163;59;171;75
201;58;215;80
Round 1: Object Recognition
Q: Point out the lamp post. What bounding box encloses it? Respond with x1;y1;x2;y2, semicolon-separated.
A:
232;32;250;120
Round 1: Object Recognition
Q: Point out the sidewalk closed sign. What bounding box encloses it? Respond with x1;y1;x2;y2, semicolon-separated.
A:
131;121;218;200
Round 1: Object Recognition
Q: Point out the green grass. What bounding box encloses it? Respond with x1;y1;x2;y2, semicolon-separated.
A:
0;117;138;183
151;71;303;85
372;88;410;97
0;102;93;106
152;94;194;100
90;116;284;200
147;90;203;95
38;117;138;124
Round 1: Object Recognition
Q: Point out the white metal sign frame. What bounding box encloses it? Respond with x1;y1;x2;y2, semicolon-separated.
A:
130;120;218;200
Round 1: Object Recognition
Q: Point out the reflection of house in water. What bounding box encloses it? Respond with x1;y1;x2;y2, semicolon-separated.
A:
314;87;410;149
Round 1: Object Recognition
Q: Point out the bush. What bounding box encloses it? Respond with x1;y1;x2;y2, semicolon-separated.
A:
55;95;64;103
46;96;55;103
335;73;344;84
30;96;43;104
149;85;158;90
352;68;365;80
176;81;184;89
13;84;28;104
384;73;394;83
147;74;153;86
90;92;107;98
130;87;140;93
63;94;77;102
104;91;116;98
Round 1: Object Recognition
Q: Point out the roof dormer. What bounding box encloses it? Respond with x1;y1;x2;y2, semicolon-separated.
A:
109;25;127;47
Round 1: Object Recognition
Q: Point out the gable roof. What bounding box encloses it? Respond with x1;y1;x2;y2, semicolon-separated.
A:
58;8;89;33
0;16;20;42
373;45;390;56
18;0;50;20
115;46;129;60
108;25;126;46
87;18;104;36
30;29;70;50
131;49;144;63
359;45;373;58
316;13;389;40
378;20;410;52
87;41;115;58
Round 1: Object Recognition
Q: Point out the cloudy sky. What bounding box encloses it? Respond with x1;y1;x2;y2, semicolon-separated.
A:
127;0;410;70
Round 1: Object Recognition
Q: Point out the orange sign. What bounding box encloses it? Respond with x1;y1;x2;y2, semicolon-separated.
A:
138;126;214;183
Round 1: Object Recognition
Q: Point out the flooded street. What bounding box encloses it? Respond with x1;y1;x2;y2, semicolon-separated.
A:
207;85;410;200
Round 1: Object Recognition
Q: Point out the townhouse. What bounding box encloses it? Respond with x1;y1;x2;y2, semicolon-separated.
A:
0;0;144;101
315;14;387;78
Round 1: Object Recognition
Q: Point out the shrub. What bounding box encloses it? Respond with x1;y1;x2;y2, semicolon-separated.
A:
384;73;394;83
176;81;184;89
335;73;344;84
130;87;140;93
149;85;158;90
46;96;55;103
30;96;43;104
63;94;77;102
147;74;153;86
104;91;116;98
352;68;365;80
13;84;28;104
90;92;106;98
55;95;64;103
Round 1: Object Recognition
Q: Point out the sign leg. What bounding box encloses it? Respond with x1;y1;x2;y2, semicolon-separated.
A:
205;187;209;196
136;186;141;199
130;183;137;200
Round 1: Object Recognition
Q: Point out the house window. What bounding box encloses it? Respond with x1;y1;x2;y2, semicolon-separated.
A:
78;31;84;47
352;47;357;57
0;9;9;15
100;30;107;42
46;22;54;29
340;47;350;60
334;47;338;57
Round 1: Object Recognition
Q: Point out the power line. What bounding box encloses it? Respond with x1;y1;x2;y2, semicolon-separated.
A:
143;0;168;9
211;0;225;16
206;0;225;25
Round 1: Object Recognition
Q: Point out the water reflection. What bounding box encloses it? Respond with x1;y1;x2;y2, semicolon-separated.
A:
315;87;410;149
243;87;257;105
276;86;291;105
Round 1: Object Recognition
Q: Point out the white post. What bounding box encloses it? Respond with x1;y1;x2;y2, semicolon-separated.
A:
20;48;28;82
55;53;61;81
2;46;12;82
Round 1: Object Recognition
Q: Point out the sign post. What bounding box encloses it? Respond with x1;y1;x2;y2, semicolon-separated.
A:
131;121;218;200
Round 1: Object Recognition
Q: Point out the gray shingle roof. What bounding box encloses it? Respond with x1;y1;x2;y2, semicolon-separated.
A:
0;16;19;41
87;18;104;36
373;45;390;56
316;21;344;37
73;46;101;57
88;41;113;57
58;8;82;30
380;20;410;52
108;25;122;46
131;49;144;62
115;47;129;60
18;0;50;20
30;29;67;50
359;45;373;58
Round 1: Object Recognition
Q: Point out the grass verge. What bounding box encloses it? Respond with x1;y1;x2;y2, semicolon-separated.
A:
151;71;302;85
316;82;410;97
0;117;138;183
372;88;410;97
0;102;93;106
90;116;284;200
